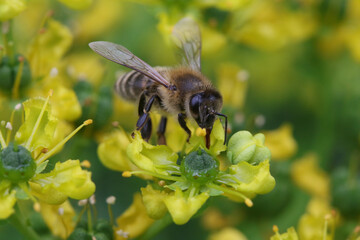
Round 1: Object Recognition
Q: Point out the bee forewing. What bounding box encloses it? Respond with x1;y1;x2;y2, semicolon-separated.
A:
89;41;170;88
172;17;201;71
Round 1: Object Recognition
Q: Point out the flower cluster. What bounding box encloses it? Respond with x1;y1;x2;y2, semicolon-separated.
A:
100;120;275;225
0;93;95;219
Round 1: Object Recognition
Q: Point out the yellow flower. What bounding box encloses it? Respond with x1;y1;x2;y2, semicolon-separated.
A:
217;63;248;109
115;193;155;239
163;188;210;225
97;129;138;172
29;74;82;122
262;124;297;161
39;200;75;239
74;0;122;41
291;153;330;198
0;95;95;219
123;120;275;224
0;0;26;21
229;1;317;51
208;227;248;240
141;185;168;220
28;19;72;78
298;198;335;240
270;227;299;240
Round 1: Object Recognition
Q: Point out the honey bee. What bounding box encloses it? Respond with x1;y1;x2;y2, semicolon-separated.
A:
89;17;227;148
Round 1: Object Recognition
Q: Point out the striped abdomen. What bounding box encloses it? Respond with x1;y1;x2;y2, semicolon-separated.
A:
114;71;152;101
114;67;169;102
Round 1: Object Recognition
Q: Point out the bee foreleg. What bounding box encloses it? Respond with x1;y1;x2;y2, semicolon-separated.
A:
157;116;167;145
178;113;191;142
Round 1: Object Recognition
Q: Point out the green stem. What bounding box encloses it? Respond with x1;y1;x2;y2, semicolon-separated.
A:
139;213;173;240
8;210;40;240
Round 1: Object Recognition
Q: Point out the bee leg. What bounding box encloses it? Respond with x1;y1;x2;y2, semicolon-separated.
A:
136;95;156;130
178;113;191;142
136;94;157;141
141;118;152;142
157;116;167;145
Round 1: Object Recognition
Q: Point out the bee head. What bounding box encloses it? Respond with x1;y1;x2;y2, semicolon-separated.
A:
189;90;223;129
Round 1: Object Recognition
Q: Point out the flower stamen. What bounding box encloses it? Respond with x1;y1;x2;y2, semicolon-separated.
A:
207;183;253;207
0;129;7;149
123;170;183;182
36;119;93;164
12;56;24;99
25;90;53;149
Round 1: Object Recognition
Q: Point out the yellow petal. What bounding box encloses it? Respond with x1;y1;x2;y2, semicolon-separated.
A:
98;129;134;172
209;227;248;240
270;227;299;240
163;188;209;225
57;0;92;10
262;123;297;161
291;153;329;198
229;1;317;51
65;53;105;86
74;0;122;41
0;0;26;21
226;160;275;195
0;180;16;219
29;181;67;205
298;198;333;240
115;193;155;239
39;200;75;239
217;63;248;109
141;185;168;219
15;98;58;152
202;25;227;56
127;132;179;175
32;160;95;200
28;19;72;78
186;119;226;156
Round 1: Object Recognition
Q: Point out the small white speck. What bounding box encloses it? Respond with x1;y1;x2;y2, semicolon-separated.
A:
58;207;64;216
78;199;88;206
255;114;266;128
15;103;22;110
50;67;58;77
236;70;249;82
234;112;245;125
116;229;129;238
5;122;12;131
106;196;116;205
89;195;96;205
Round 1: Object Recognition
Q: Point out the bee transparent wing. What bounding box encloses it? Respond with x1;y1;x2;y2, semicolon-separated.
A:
89;41;170;88
172;17;202;71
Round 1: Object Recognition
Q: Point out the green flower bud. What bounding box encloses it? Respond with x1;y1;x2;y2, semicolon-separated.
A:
67;228;92;240
227;131;271;165
181;149;219;184
94;219;113;240
0;56;13;89
93;232;110;240
0;142;36;183
331;168;360;218
94;86;113;129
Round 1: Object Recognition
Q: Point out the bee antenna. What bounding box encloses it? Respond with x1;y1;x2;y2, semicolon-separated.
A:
214;112;228;145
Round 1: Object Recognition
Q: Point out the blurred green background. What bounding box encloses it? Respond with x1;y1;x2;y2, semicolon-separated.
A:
1;0;360;239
